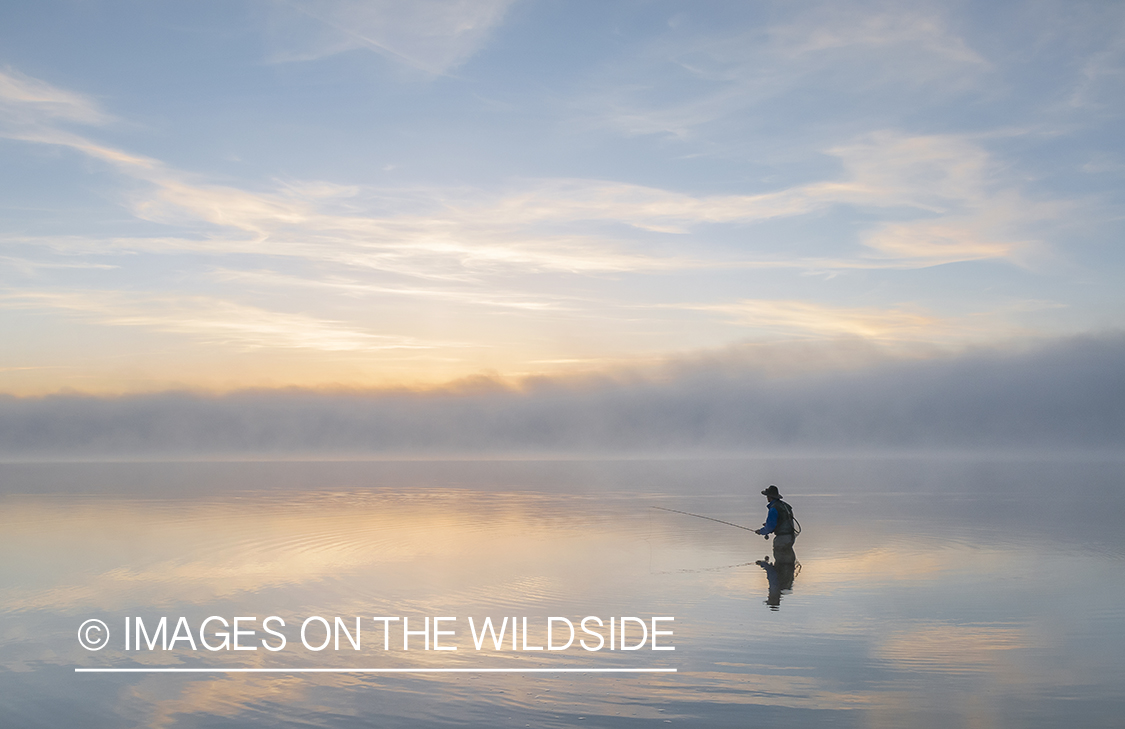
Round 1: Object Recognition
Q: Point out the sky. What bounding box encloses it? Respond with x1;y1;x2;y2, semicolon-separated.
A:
1;0;1123;396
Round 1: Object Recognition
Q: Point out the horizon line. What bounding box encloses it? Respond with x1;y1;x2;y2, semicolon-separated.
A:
75;667;678;674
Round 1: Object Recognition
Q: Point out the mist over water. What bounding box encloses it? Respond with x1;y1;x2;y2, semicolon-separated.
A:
3;456;1123;728
1;333;1123;459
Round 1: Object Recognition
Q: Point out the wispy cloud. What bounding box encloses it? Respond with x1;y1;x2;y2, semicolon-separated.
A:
3;291;448;352
0;67;110;126
0;254;117;275
266;0;517;74
1067;16;1125;110
1;87;684;279
584;2;989;140
1;67;1049;281
0;66;1072;383
210;268;575;312
682;299;950;342
814;132;1052;267
772;3;987;67
116;144;1046;275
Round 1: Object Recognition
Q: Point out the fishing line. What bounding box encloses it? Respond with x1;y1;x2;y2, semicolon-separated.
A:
650;506;758;532
651;561;757;575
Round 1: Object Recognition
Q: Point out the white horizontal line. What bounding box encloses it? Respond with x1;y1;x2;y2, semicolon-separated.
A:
75;667;677;674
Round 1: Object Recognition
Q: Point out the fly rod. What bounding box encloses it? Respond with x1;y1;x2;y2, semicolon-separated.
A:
651;505;765;536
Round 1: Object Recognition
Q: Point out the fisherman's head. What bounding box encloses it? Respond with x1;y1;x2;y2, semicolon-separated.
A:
761;484;781;501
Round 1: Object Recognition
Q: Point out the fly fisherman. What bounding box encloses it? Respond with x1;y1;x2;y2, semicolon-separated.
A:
755;484;798;552
755;484;799;608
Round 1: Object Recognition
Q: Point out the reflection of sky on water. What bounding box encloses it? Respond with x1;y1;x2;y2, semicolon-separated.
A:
2;458;1124;728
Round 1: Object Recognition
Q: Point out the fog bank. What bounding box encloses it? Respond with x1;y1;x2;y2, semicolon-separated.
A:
2;334;1122;458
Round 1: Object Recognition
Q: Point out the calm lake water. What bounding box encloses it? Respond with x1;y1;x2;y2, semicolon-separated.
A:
2;456;1124;728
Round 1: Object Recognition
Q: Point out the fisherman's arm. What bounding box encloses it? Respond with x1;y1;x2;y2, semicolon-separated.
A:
755;506;778;535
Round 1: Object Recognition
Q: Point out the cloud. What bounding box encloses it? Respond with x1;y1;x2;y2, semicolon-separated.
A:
0;68;110;127
1067;19;1125;109
818;132;1051;267
772;3;987;68
5;126;158;169
680;299;951;342
0;254;117;275
0;76;686;279
0;67;1073;377
1;67;1049;284
266;0;517;74
859;219;1023;266
475;133;1046;270
3;291;449;352
210;268;574;312
0;332;1121;457
584;2;989;141
107;142;1046;276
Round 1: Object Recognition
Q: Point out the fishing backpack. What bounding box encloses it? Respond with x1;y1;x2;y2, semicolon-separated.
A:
773;499;800;536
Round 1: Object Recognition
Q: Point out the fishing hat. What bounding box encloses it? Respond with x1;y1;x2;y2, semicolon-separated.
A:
761;484;781;498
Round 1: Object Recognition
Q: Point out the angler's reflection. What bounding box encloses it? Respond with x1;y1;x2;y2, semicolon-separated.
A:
756;540;799;610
